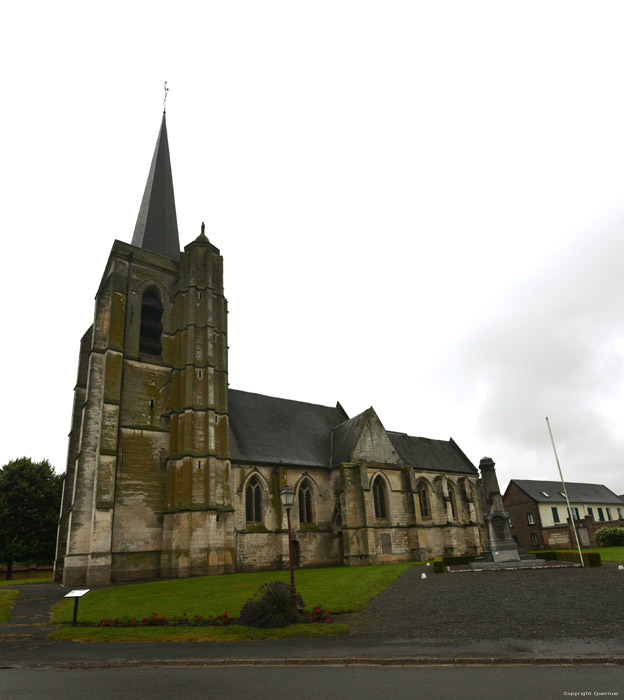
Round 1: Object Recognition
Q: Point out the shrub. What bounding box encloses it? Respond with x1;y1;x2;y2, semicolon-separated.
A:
595;527;624;547
308;606;330;623
238;580;304;628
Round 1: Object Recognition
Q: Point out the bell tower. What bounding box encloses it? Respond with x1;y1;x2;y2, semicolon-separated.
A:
55;112;234;586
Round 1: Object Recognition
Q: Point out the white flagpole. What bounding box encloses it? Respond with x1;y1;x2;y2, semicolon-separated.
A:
545;417;585;567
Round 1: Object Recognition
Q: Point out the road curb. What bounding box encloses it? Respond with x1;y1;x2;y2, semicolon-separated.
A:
3;656;624;669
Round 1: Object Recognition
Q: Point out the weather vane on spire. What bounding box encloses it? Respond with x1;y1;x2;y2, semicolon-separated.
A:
163;81;169;114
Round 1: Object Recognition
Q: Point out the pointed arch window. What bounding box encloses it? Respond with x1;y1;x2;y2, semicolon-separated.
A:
373;476;387;520
448;483;458;521
139;286;163;356
245;476;263;524
417;482;431;520
298;479;313;524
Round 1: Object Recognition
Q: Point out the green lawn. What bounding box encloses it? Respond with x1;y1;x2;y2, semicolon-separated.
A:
579;546;624;563
52;563;416;626
0;590;20;623
530;546;624;563
49;563;417;642
0;578;53;587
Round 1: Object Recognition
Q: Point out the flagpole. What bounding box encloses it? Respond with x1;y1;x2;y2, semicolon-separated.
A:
545;417;585;567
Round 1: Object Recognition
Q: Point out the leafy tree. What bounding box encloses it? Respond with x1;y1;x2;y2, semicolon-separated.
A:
0;457;63;579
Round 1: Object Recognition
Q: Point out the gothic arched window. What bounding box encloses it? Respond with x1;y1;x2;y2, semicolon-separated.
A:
448;483;458;521
298;479;313;524
245;476;263;524
373;477;387;520
417;482;431;520
139;286;163;356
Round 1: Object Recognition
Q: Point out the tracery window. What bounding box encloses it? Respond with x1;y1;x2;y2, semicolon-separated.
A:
373;476;387;520
417;482;431;519
139;286;163;356
245;476;263;524
298;479;313;524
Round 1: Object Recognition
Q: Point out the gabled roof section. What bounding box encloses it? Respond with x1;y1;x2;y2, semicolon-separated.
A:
507;480;624;504
331;410;371;467
331;408;401;467
387;433;478;475
228;389;348;467
131;113;180;260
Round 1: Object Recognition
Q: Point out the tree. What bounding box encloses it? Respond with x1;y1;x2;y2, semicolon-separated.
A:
0;457;63;579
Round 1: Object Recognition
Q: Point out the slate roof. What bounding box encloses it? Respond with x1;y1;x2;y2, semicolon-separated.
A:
131;113;180;260
228;389;348;467
228;389;478;475
508;480;624;504
388;433;478;475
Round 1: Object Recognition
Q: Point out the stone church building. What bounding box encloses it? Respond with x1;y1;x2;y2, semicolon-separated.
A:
54;114;489;587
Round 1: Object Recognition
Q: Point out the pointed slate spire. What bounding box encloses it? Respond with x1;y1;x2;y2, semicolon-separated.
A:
131;113;180;260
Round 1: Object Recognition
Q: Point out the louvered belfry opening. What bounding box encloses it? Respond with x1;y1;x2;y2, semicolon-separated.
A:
139;286;163;356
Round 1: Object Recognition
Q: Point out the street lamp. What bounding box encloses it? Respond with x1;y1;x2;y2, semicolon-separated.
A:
280;484;298;614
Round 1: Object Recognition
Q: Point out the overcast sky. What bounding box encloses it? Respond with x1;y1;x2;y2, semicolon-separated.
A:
2;1;624;497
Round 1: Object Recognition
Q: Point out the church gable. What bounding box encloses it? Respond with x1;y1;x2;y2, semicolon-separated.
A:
332;408;401;466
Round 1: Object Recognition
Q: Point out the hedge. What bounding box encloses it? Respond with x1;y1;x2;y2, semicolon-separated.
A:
538;550;601;567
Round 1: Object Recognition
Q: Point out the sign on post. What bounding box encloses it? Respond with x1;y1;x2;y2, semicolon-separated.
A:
64;589;90;627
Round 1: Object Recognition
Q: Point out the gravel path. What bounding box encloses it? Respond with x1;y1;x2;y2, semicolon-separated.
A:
347;563;624;639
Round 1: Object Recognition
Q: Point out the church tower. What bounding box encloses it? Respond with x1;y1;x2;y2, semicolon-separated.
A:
55;113;234;586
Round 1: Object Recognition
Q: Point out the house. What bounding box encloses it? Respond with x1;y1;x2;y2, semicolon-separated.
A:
503;479;624;549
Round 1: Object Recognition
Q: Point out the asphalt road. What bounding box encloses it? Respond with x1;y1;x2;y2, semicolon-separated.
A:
1;665;623;700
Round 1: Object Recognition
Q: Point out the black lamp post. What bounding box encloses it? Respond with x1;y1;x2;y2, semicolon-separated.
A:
280;485;298;614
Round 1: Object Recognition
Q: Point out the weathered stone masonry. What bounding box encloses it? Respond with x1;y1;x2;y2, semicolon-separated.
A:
55;113;490;586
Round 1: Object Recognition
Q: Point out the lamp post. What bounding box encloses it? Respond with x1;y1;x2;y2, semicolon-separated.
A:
280;485;298;614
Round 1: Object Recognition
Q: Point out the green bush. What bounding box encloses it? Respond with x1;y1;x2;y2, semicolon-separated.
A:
238;581;304;628
595;527;624;547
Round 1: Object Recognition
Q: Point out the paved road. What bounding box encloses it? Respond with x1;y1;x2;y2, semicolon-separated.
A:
1;665;623;700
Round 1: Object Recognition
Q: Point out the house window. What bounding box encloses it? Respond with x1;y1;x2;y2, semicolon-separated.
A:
245;476;262;524
298;479;313;524
527;513;535;525
598;508;605;521
530;532;539;546
417;483;431;519
571;507;580;520
448;484;458;521
373;477;387;520
551;507;560;523
587;507;594;518
618;508;623;520
606;508;612;521
139;286;163;356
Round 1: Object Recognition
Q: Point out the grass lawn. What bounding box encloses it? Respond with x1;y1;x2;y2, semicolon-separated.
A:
51;621;350;642
52;562;416;624
579;546;624;563
49;562;417;641
0;589;20;623
530;546;624;563
0;578;53;587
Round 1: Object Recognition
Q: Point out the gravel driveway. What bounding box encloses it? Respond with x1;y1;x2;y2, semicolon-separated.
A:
347;563;624;639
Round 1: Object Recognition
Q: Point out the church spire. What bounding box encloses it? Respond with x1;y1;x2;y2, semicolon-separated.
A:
131;111;180;260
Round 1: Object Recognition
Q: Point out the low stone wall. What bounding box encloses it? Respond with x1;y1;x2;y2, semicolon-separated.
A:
0;564;53;580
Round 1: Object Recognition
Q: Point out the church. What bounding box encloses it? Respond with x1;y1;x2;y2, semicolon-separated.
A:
54;113;489;587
